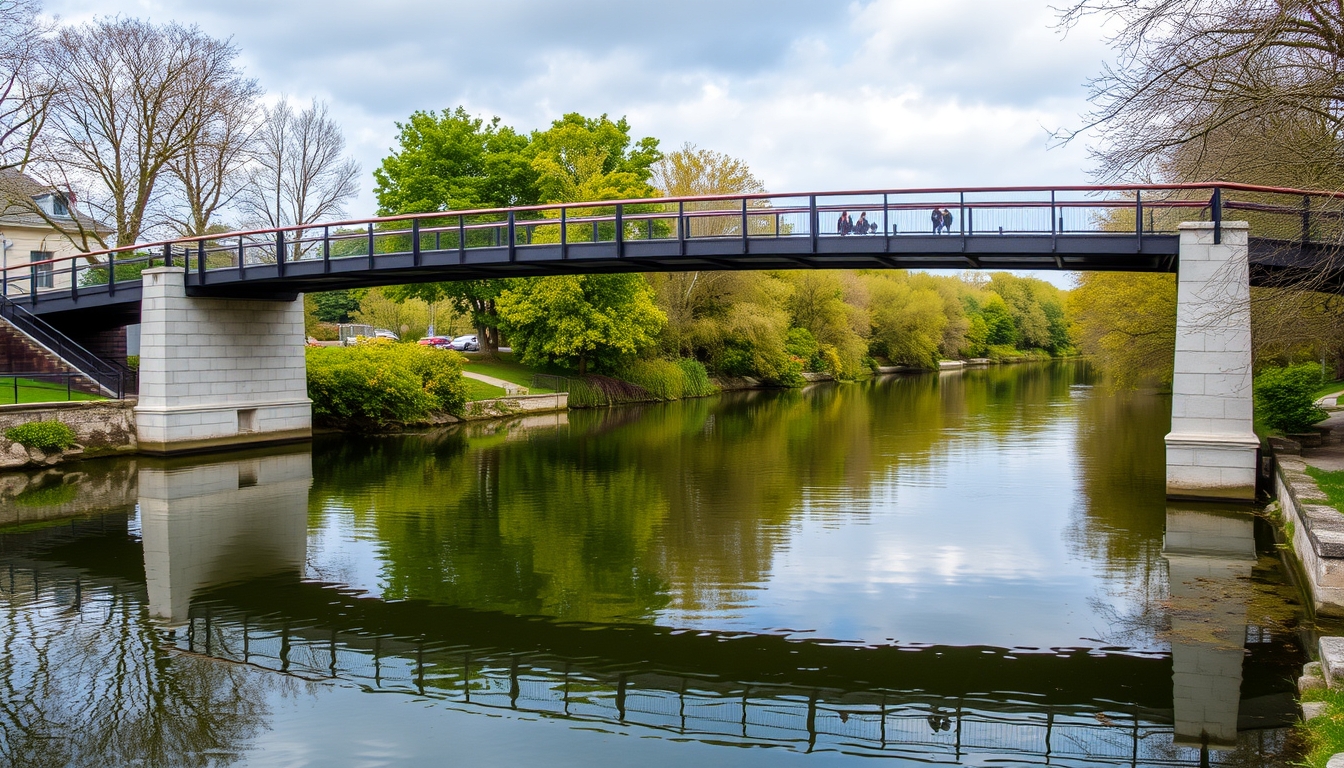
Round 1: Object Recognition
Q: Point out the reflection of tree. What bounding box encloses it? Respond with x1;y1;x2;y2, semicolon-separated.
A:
309;363;1092;625
0;567;279;767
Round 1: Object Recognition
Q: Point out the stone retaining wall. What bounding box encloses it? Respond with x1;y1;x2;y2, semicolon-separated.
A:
1275;454;1344;616
459;392;568;421
0;400;137;469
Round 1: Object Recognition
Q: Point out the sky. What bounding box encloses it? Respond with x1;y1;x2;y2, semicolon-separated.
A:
40;0;1119;284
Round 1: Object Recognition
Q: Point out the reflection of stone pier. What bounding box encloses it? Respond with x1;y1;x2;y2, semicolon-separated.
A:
1162;506;1257;749
140;449;311;625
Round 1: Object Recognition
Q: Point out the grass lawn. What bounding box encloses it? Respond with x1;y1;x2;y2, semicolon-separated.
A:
1306;466;1344;512
0;377;102;405
463;378;507;402
1315;378;1344;400
461;352;557;393
1299;686;1344;767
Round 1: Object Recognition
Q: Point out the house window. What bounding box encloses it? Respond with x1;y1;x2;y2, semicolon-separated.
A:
30;252;53;289
51;196;68;217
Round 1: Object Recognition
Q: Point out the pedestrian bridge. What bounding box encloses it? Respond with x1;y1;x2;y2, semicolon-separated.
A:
5;181;1343;499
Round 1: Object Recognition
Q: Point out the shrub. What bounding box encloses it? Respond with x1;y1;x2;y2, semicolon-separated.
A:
306;344;467;429
5;420;77;452
1255;363;1327;433
625;359;685;400
310;323;339;341
564;375;652;408
126;355;140;371
676;358;716;397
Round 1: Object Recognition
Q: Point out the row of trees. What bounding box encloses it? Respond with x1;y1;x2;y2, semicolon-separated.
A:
0;1;360;249
354;107;1072;380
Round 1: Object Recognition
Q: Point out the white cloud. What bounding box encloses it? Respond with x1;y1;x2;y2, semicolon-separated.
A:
41;0;1117;289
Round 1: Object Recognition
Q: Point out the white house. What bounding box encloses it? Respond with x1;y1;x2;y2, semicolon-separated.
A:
0;169;111;298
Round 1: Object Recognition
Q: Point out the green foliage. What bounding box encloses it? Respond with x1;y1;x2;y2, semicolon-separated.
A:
1298;683;1344;767
1306;467;1344;513
564;375;652;408
676;358;716;397
497;274;665;374
78;257;162;287
5;420;77;452
1254;363;1327;433
306;344;468;429
784;327;820;368
374;106;539;214
528;112;661;203
126;355;139;371
1069;272;1176;387
311;290;361;323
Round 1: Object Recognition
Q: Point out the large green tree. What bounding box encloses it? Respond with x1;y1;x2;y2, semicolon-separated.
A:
496;274;665;374
374;107;540;354
528;112;660;202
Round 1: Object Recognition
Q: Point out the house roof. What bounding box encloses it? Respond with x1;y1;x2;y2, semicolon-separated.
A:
0;169;113;235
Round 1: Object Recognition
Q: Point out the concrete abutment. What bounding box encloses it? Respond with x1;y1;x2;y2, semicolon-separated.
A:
134;267;310;454
1166;221;1259;502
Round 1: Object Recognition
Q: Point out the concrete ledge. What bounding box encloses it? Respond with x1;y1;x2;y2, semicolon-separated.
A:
459;392;568;422
136;427;312;456
1277;456;1344;615
1324;637;1344;688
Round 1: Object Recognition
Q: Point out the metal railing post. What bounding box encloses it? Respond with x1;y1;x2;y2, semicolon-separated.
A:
561;206;569;259
162;242;172;269
323;226;331;273
413;218;421;266
367;223;375;269
458;216;466;264
740;197;748;252
1212;187;1222;244
959;192;966;236
616;204;624;257
1135;190;1143;250
678;201;686;255
237;236;246;278
506;211;516;262
276;230;286;278
809;195;818;253
70;259;77;301
197;239;206;285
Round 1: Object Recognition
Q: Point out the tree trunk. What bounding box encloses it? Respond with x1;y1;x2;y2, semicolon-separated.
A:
578;355;588;376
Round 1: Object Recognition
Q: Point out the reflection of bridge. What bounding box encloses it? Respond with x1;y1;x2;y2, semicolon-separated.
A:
3;182;1329;485
0;448;1302;766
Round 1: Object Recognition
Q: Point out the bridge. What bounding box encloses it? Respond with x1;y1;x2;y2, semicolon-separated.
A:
4;182;1343;498
0;447;1302;765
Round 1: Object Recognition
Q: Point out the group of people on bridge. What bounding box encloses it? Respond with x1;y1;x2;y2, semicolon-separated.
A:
837;211;879;235
931;208;955;234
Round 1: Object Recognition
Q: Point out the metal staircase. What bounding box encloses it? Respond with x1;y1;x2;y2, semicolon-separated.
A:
0;295;136;398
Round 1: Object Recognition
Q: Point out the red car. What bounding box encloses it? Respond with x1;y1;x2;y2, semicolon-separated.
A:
418;336;451;348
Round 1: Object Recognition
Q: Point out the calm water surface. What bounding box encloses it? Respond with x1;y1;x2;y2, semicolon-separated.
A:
0;362;1314;766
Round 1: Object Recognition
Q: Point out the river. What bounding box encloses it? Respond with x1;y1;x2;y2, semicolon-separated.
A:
0;361;1315;766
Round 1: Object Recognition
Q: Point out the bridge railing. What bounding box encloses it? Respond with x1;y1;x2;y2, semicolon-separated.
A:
9;182;1344;305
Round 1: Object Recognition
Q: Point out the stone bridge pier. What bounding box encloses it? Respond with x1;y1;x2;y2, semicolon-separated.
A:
135;267;311;453
1166;221;1259;501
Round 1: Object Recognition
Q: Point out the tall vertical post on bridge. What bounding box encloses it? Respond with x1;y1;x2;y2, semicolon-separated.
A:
1166;221;1258;501
134;267;311;453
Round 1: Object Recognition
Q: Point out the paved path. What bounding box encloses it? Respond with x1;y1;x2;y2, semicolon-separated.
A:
1318;389;1344;409
462;370;527;395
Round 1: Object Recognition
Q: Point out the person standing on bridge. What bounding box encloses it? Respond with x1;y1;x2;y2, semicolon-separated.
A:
931;208;943;234
838;211;852;236
940;208;954;234
855;212;870;234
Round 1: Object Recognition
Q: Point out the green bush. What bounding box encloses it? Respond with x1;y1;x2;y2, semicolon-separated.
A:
306;344;467;428
1255;363;1327;433
625;359;685;400
676;358;716;397
126;355;140;371
5;420;77;452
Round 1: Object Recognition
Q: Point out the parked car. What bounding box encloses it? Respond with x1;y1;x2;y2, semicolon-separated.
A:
373;329;399;341
418;336;451;348
450;334;479;351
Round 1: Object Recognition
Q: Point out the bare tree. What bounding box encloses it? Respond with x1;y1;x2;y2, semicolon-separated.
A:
164;72;262;237
239;97;360;244
0;0;51;175
1058;0;1344;184
26;18;252;249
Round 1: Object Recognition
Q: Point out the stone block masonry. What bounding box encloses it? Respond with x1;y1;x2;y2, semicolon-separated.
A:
1166;222;1259;501
135;268;310;453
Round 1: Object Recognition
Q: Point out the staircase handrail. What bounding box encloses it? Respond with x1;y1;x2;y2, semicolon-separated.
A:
0;295;135;398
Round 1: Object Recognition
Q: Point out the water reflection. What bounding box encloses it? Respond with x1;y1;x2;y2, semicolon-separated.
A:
0;364;1312;766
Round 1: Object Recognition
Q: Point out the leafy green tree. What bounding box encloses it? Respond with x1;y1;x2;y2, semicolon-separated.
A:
1068;272;1176;387
1254;363;1327;433
374;107;541;355
528;113;660;202
373;107;538;213
496;274;665;374
311;289;361;323
979;294;1019;347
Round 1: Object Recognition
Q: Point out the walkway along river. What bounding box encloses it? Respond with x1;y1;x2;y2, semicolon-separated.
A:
0;361;1318;767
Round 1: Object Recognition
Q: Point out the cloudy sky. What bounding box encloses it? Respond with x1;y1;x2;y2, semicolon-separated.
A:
41;0;1118;219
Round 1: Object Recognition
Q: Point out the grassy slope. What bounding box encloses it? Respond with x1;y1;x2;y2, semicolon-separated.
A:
1299;687;1344;767
1315;379;1344;400
462;352;556;394
463;378;507;402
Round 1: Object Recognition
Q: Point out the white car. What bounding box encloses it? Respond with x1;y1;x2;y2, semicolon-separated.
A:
450;334;479;351
373;329;399;341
